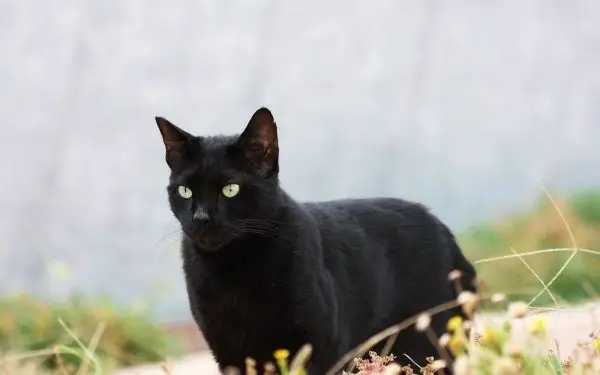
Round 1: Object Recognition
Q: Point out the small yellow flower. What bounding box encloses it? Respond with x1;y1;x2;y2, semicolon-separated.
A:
273;349;290;361
273;349;290;375
529;316;548;335
449;335;468;355
482;326;496;342
447;316;463;332
593;337;600;350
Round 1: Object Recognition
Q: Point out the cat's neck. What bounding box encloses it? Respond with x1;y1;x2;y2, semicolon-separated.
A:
182;227;296;292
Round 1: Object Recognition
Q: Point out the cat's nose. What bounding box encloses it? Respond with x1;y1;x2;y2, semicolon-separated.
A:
193;206;210;225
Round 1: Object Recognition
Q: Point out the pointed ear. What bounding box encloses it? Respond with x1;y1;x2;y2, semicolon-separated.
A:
155;116;194;169
237;107;279;177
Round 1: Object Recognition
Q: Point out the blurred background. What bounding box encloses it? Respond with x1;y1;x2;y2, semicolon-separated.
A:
1;0;600;372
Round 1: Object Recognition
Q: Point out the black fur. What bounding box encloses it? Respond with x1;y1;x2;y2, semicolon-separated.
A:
155;108;477;374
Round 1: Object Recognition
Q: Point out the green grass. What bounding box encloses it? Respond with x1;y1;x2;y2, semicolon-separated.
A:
0;293;180;374
459;189;600;306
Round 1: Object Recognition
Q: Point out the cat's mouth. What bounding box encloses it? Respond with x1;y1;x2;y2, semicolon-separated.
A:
187;231;231;252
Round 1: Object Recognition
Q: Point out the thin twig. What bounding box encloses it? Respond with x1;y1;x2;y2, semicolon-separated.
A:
528;184;579;305
507;247;560;308
76;321;106;375
474;247;600;264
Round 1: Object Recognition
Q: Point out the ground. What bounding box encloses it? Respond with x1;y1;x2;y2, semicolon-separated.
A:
112;301;600;375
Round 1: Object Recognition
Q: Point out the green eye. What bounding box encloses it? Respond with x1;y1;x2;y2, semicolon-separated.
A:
221;183;240;198
177;185;193;199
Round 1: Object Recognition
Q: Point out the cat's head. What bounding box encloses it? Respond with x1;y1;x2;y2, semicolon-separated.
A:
155;107;281;251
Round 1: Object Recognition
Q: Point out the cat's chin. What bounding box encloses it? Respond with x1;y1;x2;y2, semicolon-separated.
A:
187;234;231;252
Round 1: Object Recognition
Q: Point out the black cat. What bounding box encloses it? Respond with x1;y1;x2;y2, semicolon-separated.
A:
155;107;477;374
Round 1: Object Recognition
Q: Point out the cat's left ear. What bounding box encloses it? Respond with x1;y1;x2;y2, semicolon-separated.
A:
238;107;279;177
155;117;195;169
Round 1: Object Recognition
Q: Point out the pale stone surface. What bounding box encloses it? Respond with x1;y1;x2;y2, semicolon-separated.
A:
112;353;220;375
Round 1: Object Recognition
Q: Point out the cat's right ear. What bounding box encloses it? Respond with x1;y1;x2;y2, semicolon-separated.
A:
155;117;194;169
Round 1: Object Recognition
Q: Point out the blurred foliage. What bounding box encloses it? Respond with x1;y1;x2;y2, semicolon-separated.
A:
0;293;180;372
460;189;600;306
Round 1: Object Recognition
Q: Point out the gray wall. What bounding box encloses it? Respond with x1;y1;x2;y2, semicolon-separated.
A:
1;0;599;322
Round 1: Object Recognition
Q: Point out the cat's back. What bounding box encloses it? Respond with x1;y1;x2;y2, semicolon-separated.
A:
297;196;453;270
300;197;435;230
